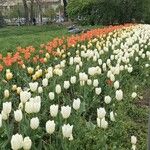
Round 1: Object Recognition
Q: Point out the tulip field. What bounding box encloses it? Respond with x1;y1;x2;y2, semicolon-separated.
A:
0;24;150;150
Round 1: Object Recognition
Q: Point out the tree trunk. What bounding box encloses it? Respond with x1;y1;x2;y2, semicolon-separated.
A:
63;0;68;21
30;0;34;24
22;0;29;25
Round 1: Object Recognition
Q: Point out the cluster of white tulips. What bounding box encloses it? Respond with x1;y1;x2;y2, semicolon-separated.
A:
0;24;150;149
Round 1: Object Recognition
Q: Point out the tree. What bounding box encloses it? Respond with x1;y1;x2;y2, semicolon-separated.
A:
67;0;150;25
62;0;68;21
30;0;34;23
0;11;5;27
44;6;56;22
22;0;29;24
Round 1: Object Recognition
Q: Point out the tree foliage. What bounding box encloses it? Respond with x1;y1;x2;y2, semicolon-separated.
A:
67;0;150;25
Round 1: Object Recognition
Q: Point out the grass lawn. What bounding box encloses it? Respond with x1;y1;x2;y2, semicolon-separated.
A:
0;25;69;55
0;25;100;55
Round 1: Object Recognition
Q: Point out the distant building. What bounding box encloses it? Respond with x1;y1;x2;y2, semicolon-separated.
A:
0;0;63;16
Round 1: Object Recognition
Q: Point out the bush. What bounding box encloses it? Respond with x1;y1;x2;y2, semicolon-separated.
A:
67;0;150;25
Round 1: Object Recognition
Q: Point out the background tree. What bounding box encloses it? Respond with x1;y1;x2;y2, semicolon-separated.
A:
22;0;29;24
0;11;5;27
62;0;68;21
67;0;150;25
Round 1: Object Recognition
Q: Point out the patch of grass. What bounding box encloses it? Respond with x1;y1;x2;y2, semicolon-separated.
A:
0;25;69;55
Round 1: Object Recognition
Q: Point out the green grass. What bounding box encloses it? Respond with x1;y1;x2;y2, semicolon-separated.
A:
0;25;69;55
0;25;102;55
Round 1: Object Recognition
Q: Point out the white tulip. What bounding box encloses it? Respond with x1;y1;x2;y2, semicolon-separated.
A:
11;133;23;150
61;105;71;119
49;92;55;100
46;120;55;134
4;89;9;98
55;84;61;94
64;81;70;89
110;111;115;121
23;137;32;150
14;110;23;122
25;101;33;114
131;136;137;145
97;107;106;119
101;118;108;129
38;86;43;93
95;87;101;95
104;96;112;104
114;81;119;89
29;82;38;92
62;124;73;138
131;92;137;98
20;91;31;103
42;78;48;87
93;79;99;87
87;79;92;85
1;110;8;120
50;104;59;117
30;117;39;130
70;76;76;84
115;89;123;101
73;98;81;110
3;102;12;115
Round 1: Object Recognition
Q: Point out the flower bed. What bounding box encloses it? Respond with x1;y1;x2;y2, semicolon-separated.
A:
0;24;150;149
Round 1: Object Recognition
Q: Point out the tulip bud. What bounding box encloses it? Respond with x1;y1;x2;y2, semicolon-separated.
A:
12;85;17;91
104;96;112;104
114;81;119;89
30;117;39;130
131;136;137;145
131;92;137;98
110;111;115;121
11;133;23;150
93;79;99;87
17;87;22;94
64;81;70;89
46;120;55;134
27;67;34;75
4;89;9;98
70;76;76;84
61;105;71;119
42;78;48;87
87;79;92;85
50;104;58;117
23;137;32;150
55;84;61;94
49;92;55;100
115;89;123;101
38;86;43;94
14;109;23;122
6;72;13;80
73;98;81;110
62;124;73;138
